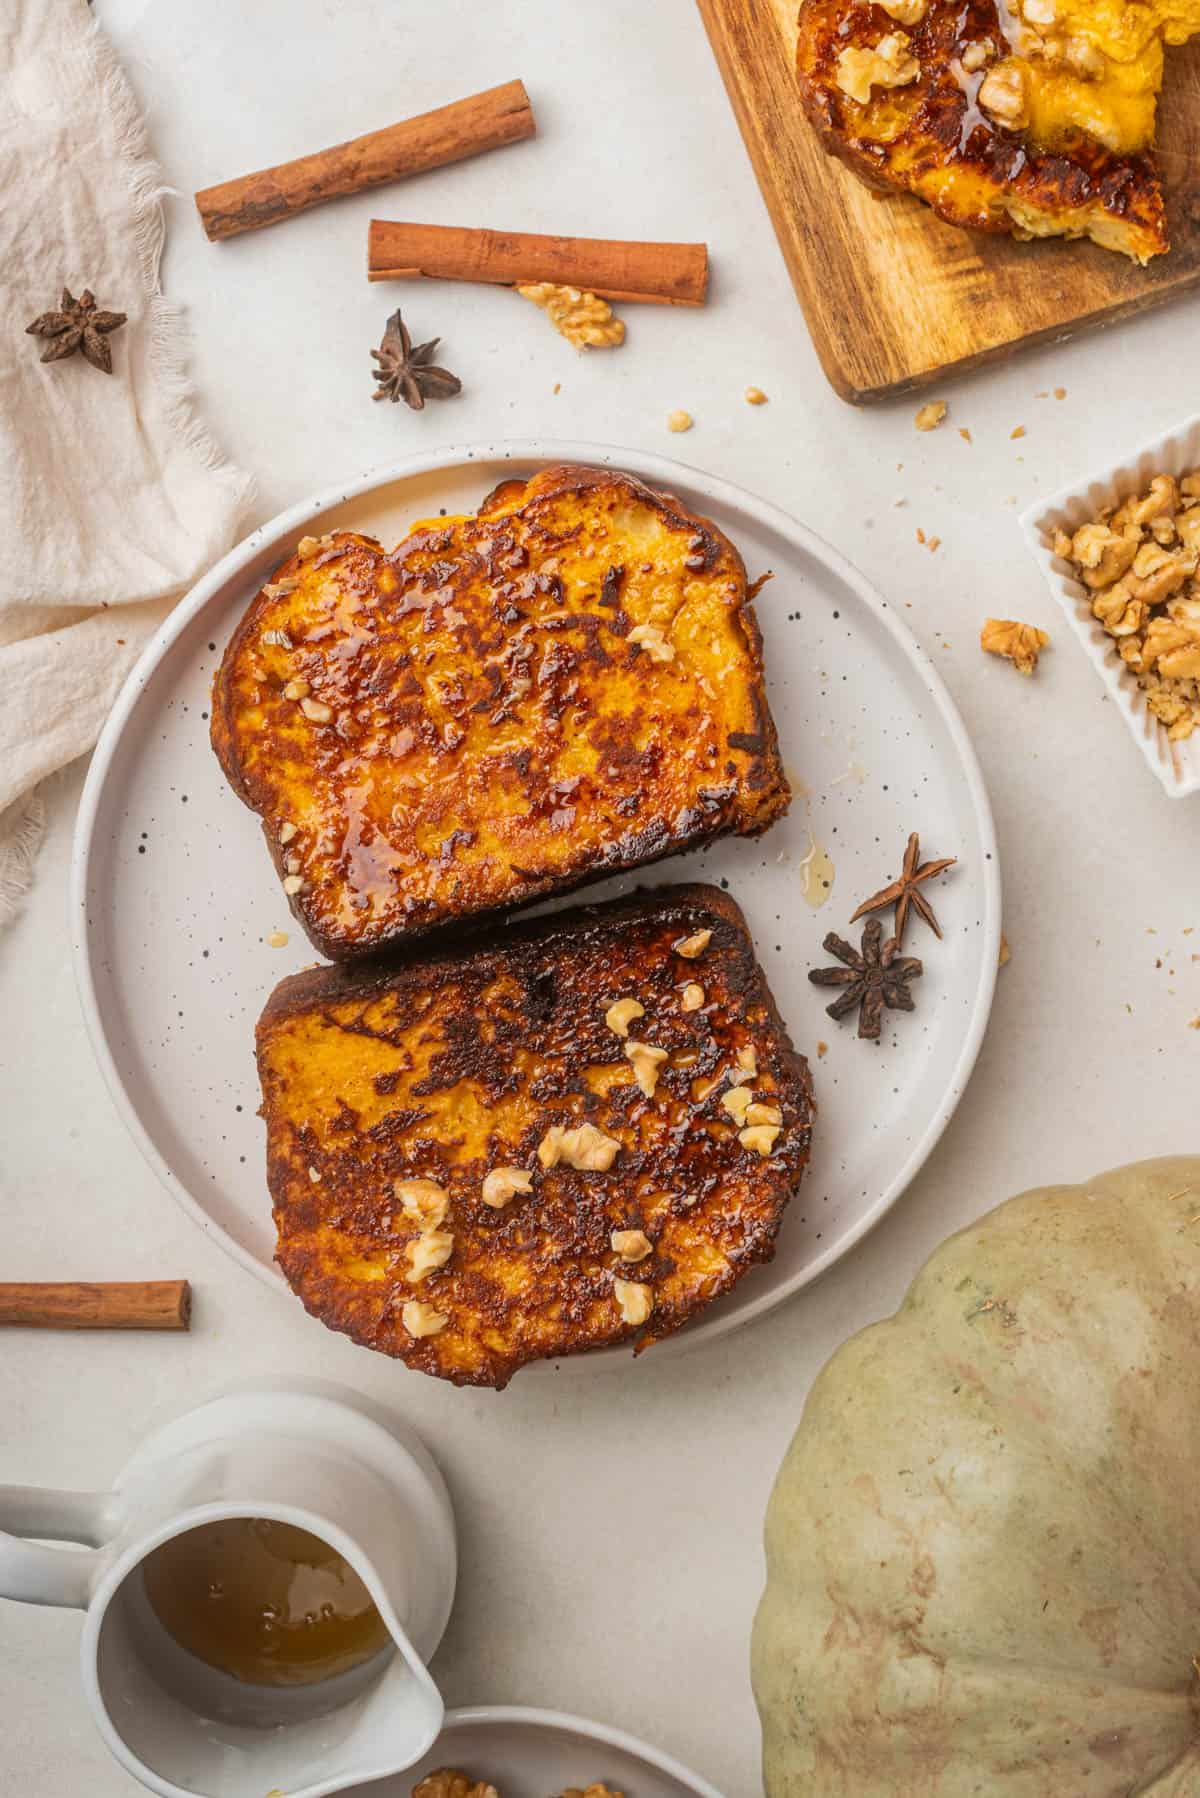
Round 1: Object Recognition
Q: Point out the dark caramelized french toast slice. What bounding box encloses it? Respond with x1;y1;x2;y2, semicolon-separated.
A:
212;464;789;961
256;883;814;1389
796;0;1169;261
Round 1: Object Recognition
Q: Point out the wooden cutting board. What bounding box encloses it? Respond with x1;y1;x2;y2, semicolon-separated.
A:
696;0;1200;402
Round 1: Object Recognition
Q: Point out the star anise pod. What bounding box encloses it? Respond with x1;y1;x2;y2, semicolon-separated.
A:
370;310;461;409
808;918;923;1041
849;831;957;949
25;287;127;374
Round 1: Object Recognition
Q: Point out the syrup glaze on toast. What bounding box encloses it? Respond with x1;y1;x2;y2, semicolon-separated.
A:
257;885;814;1388
797;0;1168;260
212;465;789;960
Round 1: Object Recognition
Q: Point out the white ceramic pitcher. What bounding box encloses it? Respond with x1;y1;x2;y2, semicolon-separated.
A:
0;1379;456;1798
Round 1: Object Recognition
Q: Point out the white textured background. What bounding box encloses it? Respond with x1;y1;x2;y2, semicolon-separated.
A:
3;2;1199;1794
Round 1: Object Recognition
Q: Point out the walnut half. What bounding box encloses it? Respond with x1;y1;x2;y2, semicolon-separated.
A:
517;283;625;350
981;617;1049;675
537;1122;622;1171
978;59;1030;130
835;34;921;103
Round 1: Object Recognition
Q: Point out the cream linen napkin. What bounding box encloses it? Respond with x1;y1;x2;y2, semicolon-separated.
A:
0;0;253;925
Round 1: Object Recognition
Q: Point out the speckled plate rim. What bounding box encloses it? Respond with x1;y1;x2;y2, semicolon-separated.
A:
70;438;1001;1364
398;1704;725;1798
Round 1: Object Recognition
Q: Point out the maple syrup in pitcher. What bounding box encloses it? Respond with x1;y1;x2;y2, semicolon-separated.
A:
141;1517;390;1687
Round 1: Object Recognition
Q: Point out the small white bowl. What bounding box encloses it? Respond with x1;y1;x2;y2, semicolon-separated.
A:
1020;413;1200;799
356;1704;724;1797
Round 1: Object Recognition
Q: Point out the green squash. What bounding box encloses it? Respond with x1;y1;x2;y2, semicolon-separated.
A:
752;1157;1200;1797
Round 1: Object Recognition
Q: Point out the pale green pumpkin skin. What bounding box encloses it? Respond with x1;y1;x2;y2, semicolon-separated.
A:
753;1157;1200;1797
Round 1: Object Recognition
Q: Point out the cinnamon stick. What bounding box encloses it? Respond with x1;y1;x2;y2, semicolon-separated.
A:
0;1282;192;1331
196;80;536;242
367;221;709;306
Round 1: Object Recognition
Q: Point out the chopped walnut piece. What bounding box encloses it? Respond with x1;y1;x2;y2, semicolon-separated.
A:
628;622;674;662
674;928;712;959
624;1039;669;1098
402;1301;448;1339
835;33;920;103
978;59;1030;128
914;400;947;432
981;617;1050;675
1113;475;1178;532
1069;521;1139;589
613;1277;653;1326
667;409;693;433
1064;35;1105;75
297;535;322;559
406;1230;454;1282
1127;541;1197;606
959;38;991;70
394;1178;449;1231
300;696;334;723
413;1772;499;1798
746;1101;783;1126
283;678;310;701
605;997;645;1038
611;1228;652;1262
517;282;625;349
721;1084;754;1124
681;981;705;1011
480;1166;533;1209
739;1123;781;1156
1059;469;1200;742
879;0;927;21
538;1122;622;1171
1145;606;1200;680
736;1043;758;1077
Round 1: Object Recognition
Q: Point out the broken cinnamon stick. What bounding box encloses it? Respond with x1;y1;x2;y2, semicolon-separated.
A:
0;1281;192;1332
367;221;709;306
196;80;536;242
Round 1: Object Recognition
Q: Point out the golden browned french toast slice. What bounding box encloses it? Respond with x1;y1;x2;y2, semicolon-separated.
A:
796;0;1177;260
212;465;789;961
256;884;814;1389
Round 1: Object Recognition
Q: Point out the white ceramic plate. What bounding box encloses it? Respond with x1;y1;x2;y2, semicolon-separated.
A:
1020;411;1200;800
355;1704;723;1798
72;442;1000;1365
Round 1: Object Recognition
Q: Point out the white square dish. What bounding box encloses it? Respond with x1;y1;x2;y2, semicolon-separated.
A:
1020;414;1200;799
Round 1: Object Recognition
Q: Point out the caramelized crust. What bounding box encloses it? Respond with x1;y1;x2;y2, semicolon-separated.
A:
256;884;814;1389
212;465;789;960
797;0;1169;260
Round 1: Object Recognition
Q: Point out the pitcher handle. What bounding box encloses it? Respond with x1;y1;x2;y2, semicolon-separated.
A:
0;1486;112;1609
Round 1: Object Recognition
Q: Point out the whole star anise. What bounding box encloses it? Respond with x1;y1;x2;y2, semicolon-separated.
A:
849;831;957;948
370;310;461;409
25;287;127;374
808;918;923;1041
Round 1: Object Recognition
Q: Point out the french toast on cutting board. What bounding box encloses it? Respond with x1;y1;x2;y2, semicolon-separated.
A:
696;0;1200;399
